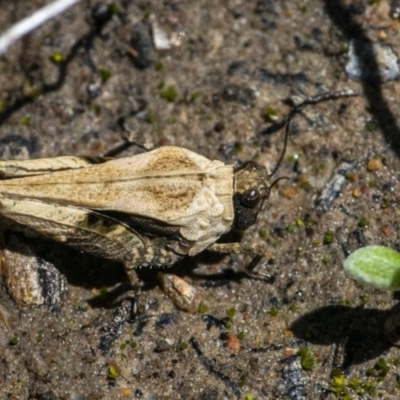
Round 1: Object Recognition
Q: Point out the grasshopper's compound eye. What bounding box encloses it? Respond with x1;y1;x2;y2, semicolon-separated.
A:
240;188;261;208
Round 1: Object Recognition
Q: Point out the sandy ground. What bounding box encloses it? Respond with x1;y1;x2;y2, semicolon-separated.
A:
1;1;400;399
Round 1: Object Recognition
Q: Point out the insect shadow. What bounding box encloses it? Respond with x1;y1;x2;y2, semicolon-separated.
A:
290;301;400;368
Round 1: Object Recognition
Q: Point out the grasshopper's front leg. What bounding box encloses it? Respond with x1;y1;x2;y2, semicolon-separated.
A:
208;242;267;277
209;242;266;256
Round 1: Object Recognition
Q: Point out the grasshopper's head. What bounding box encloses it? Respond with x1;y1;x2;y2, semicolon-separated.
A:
232;118;289;231
233;161;272;230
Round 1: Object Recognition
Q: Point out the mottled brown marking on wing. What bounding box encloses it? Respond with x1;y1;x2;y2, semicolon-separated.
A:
145;147;201;173
141;177;201;212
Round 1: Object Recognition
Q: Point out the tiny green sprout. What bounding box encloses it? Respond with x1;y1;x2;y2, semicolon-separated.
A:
317;162;326;172
155;61;164;71
360;293;370;307
299;180;312;191
259;229;268;239
358;217;369;228
93;104;101;116
108;3;119;14
108;364;119;380
367;358;389;381
330;373;346;396
348;376;362;390
323;230;334;245
376;357;389;377
265;107;278;117
146;111;156;124
268;306;278;317
190;91;201;101
322;256;330;265
99;68;112;82
286;223;295;233
306;220;314;228
237;331;245;340
51;52;64;64
99;286;109;300
296;219;304;227
226;307;236;319
297;347;315;370
233;142;243;154
239;371;249;387
365;121;377;132
160;86;178;102
364;380;377;397
225;318;234;331
9;337;19;346
179;342;188;350
197;302;207;314
21;116;31;126
245;394;254;400
381;199;390;209
344;245;400;290
263;107;279;122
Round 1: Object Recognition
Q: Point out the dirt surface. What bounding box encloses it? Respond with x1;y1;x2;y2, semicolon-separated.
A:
1;0;400;399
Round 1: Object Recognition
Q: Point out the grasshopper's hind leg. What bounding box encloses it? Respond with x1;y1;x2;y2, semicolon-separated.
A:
123;236;184;286
122;237;203;313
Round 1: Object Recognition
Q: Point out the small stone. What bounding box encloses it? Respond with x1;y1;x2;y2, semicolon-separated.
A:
367;158;383;172
227;335;241;354
282;186;298;199
352;187;361;198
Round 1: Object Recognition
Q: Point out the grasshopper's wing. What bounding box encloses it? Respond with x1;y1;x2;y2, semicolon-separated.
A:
0;197;144;264
0;156;109;178
0;147;235;255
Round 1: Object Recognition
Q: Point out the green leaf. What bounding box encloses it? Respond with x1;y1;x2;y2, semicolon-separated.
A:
344;245;400;290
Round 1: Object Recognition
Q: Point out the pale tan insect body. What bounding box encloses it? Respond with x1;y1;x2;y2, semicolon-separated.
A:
0;147;235;256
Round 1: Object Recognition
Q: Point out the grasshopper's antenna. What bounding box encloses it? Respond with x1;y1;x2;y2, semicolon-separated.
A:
102;131;154;157
268;89;360;179
268;115;291;179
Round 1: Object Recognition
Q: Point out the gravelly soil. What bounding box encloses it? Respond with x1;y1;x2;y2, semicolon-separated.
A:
1;1;400;399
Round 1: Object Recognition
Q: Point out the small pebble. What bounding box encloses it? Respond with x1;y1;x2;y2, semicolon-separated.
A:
227;335;241;354
282;186;298;199
367;158;383;172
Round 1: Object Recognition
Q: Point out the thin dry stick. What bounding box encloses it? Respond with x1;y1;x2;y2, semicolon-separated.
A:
0;0;82;55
